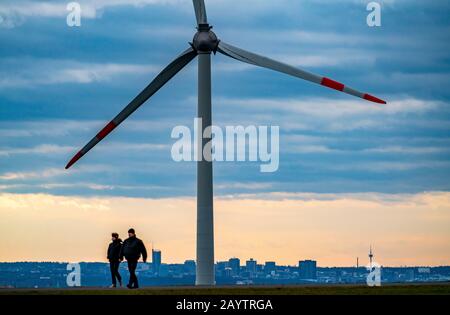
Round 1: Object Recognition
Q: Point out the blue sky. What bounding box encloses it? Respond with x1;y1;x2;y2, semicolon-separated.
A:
1;0;450;199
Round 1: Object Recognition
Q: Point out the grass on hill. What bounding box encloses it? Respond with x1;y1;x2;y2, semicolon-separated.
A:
1;283;450;295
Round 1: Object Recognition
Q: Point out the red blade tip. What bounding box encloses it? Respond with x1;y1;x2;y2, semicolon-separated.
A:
364;94;386;104
65;151;83;169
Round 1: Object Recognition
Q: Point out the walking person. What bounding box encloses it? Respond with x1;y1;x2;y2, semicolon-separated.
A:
107;232;123;288
120;228;147;289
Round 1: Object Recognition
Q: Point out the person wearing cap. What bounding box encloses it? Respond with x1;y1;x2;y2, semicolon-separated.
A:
119;228;147;289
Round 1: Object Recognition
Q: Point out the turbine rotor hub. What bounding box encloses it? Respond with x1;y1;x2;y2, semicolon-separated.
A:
193;24;219;53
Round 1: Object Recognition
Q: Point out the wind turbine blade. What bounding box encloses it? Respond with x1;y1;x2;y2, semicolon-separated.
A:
217;41;386;104
65;47;197;169
193;0;208;25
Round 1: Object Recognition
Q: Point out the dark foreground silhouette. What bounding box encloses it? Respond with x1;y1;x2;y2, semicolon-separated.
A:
1;283;449;295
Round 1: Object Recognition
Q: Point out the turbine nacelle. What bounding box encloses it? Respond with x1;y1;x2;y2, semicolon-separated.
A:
192;24;219;53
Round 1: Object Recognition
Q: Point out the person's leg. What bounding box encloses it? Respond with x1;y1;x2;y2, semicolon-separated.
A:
111;261;121;286
127;260;137;288
131;261;138;288
115;261;122;286
127;260;132;287
109;261;116;287
133;262;139;289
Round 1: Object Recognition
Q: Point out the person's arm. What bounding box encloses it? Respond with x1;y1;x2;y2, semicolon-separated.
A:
140;240;148;263
119;241;124;261
118;242;123;261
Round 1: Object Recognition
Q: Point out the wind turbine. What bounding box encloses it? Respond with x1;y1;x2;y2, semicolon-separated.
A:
65;0;386;286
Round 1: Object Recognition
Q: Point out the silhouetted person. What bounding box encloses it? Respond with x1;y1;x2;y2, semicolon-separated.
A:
107;232;123;288
120;228;147;289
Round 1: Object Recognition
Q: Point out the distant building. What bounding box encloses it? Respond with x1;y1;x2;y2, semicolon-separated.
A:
228;258;240;276
256;264;264;272
264;262;276;274
299;260;317;280
224;267;232;278
152;249;162;275
183;260;196;275
246;258;257;277
216;261;228;276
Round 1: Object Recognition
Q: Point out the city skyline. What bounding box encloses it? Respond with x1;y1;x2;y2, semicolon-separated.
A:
1;259;449;289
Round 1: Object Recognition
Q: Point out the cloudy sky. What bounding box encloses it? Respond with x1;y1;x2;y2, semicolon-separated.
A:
0;0;449;266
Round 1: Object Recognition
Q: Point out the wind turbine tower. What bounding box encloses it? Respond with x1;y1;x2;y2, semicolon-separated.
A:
65;0;386;286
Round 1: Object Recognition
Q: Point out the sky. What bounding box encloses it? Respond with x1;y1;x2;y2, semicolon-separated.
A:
0;0;449;266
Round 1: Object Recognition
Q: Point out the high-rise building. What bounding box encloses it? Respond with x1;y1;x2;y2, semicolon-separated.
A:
224;267;232;278
264;261;276;274
215;261;228;276
246;258;257;277
183;260;196;275
152;249;162;275
228;258;240;276
298;260;317;280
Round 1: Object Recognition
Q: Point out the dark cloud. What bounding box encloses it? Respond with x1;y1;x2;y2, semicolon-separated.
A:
1;0;449;197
